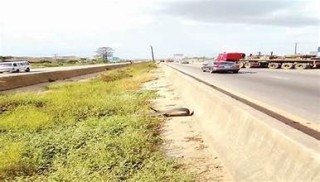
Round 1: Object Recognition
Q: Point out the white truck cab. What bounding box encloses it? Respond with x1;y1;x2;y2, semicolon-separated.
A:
0;61;31;73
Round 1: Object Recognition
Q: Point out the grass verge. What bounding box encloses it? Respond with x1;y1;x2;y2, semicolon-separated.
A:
0;63;192;181
30;62;98;69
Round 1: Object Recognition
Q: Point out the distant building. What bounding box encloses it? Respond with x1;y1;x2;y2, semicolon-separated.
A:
173;54;184;62
186;57;211;63
57;56;80;60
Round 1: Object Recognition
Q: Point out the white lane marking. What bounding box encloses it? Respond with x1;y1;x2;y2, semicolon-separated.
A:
270;76;289;80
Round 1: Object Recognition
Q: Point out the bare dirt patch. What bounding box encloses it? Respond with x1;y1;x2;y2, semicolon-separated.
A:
144;66;233;182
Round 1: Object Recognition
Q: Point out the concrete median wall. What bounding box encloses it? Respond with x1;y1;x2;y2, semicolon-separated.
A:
0;63;129;91
164;66;320;181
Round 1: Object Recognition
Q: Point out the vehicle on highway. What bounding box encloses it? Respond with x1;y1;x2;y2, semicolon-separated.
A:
0;61;31;73
216;52;246;62
180;60;189;64
239;52;320;69
201;60;240;73
201;52;243;73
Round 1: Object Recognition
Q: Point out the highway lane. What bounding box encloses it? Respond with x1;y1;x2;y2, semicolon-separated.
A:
0;63;127;78
168;63;320;126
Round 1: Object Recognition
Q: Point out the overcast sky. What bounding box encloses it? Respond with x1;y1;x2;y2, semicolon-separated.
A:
0;0;319;59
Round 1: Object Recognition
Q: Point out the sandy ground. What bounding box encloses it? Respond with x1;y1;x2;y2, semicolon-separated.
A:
144;66;233;182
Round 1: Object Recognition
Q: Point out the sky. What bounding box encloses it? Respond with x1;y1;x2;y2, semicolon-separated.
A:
0;0;319;59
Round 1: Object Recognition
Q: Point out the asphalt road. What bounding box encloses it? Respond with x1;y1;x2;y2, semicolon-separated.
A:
0;63;124;78
168;63;320;125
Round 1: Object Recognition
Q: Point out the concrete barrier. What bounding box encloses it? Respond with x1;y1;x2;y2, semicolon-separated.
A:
164;66;320;181
0;63;129;91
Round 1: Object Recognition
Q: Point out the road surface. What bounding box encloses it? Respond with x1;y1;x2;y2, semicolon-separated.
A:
0;63;124;78
168;63;320;126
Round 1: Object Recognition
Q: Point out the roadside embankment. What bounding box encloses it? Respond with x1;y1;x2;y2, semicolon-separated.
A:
0;63;192;181
163;65;320;181
145;68;234;181
0;63;129;91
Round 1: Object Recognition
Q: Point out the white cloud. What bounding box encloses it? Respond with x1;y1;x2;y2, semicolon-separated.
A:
160;0;319;27
0;0;157;56
0;0;319;58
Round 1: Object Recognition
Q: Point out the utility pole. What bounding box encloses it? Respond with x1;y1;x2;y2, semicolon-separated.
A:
54;54;57;62
294;42;298;54
150;45;155;63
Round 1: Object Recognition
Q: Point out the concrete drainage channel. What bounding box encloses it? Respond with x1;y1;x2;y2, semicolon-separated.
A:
164;65;320;181
0;63;130;91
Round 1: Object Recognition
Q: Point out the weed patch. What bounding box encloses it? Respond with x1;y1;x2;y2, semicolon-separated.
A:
0;63;192;181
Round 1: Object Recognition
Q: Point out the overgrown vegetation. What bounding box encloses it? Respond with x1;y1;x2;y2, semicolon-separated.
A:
31;61;99;68
0;63;192;181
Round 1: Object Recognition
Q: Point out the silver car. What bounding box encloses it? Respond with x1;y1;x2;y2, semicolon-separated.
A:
201;61;240;73
180;60;189;64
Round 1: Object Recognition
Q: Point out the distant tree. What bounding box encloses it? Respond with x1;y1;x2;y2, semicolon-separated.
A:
0;56;13;61
96;47;114;62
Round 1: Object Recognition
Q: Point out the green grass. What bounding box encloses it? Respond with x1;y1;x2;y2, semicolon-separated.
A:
31;61;101;68
0;63;192;181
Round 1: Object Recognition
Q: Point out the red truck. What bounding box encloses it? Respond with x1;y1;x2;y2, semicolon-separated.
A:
213;52;320;69
216;52;246;62
201;52;245;73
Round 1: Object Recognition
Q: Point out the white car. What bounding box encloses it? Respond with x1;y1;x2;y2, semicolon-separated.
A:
180;60;189;64
0;61;31;73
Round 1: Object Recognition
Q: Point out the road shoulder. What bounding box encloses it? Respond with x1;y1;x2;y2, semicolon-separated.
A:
144;66;233;181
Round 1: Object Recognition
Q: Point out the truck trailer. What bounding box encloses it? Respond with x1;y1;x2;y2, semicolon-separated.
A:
239;53;320;69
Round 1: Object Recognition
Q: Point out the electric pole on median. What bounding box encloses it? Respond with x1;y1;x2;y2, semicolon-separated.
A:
150;45;155;63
